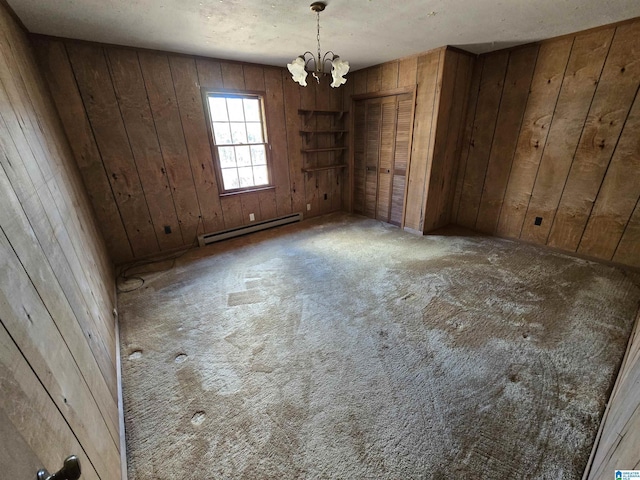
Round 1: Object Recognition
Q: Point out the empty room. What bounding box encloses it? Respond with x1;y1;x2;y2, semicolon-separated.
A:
1;0;640;478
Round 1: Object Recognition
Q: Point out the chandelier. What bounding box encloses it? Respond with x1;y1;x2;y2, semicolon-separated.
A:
287;2;350;88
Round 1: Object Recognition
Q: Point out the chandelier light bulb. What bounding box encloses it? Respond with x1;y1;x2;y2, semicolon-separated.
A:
287;2;349;88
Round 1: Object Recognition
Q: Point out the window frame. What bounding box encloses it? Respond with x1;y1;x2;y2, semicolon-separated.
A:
201;88;274;195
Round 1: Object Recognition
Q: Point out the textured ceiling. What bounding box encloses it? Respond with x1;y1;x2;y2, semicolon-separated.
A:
7;0;640;71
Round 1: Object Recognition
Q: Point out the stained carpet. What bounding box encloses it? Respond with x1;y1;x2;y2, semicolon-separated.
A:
118;213;640;479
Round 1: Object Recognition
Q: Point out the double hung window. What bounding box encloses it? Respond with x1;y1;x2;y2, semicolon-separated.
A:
204;91;271;193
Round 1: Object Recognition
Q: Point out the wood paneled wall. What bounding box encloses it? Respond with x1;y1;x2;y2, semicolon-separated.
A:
0;3;121;479
586;309;640;476
34;37;342;263
344;47;475;232
453;19;640;268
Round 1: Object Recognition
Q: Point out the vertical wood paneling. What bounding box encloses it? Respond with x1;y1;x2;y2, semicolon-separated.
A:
456;51;509;228
264;68;292;217
0;4;120;478
196;58;223;87
404;50;441;231
547;23;640;250
138;51;203;244
301;82;319;215
0;229;121;476
283;73;306;215
169;56;225;234
578;91;640;259
423;51;460;231
0;328;101;480
381;62;399;90
367;66;382;93
495;38;573;237
457;18;640;268
613;200;640;267
520;28;615;243
444;54;475;225
42;37;326;260
32;39;133;263
1;50;117;372
316;80;333;214
106;48;183;250
353;70;368;95
475;45;538;233
586;311;640;477
452;57;484;221
398;57;418;88
66;42;160;257
221;63;245;90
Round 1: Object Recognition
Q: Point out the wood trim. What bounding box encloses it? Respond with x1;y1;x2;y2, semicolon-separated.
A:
200;87;275;195
400;87;418;229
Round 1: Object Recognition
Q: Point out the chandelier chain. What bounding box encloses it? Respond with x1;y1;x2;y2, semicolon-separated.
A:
316;10;321;67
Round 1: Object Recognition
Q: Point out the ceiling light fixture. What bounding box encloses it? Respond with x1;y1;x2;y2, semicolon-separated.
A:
287;1;349;88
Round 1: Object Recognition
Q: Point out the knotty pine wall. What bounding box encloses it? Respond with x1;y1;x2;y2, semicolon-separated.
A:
453;18;640;268
0;3;121;479
344;47;475;233
34;37;343;264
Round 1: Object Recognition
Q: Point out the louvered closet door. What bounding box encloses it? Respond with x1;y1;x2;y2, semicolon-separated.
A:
389;93;413;226
353;93;413;225
353;100;367;215
364;101;382;218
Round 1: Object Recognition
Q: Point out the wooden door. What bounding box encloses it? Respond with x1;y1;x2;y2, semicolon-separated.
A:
353;92;414;225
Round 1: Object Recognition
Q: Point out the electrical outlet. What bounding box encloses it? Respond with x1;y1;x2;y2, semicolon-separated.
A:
164;225;172;234
534;217;543;226
307;203;311;211
249;213;255;221
324;193;328;200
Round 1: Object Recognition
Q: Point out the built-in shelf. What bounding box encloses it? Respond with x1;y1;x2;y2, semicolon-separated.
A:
301;164;348;173
298;109;347;122
301;147;348;153
300;129;348;141
298;110;349;173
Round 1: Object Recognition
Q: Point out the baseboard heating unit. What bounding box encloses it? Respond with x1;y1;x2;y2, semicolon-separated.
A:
198;212;303;247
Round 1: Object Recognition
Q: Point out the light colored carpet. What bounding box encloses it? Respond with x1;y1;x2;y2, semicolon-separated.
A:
118;213;640;479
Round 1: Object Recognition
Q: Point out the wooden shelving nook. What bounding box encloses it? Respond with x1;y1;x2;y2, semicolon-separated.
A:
298;109;349;174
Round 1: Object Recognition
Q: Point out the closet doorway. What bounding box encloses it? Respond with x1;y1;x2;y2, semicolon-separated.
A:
352;89;415;226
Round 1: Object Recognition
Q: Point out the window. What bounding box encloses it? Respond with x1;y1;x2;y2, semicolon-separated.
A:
204;91;271;193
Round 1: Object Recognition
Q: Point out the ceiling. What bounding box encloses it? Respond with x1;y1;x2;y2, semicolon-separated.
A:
7;0;640;71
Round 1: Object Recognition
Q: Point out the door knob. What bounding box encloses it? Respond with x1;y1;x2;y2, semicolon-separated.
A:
37;455;81;480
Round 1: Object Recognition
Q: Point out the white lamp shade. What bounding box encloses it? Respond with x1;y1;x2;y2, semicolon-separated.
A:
287;56;308;87
330;57;349;88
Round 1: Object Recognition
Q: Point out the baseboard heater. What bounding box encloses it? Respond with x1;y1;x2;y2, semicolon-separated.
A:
198;212;303;247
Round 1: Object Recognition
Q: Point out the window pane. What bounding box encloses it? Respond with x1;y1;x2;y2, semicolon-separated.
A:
227;98;244;122
246;122;263;143
238;167;254;188
213;122;232;144
208;97;228;122
230;123;248;144
235;145;251;167
253;165;269;185
207;93;270;192
218;146;236;168
243;98;260;122
250;145;266;165
221;168;240;189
